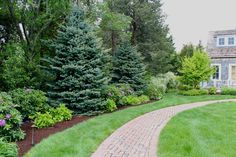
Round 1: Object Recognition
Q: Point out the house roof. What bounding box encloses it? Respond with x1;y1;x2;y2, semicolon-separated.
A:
207;29;236;58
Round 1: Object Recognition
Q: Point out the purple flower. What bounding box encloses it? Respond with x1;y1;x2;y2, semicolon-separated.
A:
0;119;6;127
5;114;11;119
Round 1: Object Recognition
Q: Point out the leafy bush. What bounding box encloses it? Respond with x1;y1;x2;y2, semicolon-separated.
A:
105;99;117;112
208;87;217;95
0;138;18;157
144;77;165;100
33;112;55;129
32;105;73;128
138;95;150;103
102;84;134;106
10;88;49;119
0;93;25;142
179;89;208;96
221;87;236;95
179;50;215;88
121;95;140;105
178;84;193;91
50;104;73;122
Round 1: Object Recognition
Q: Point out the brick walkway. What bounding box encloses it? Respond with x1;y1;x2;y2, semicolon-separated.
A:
92;99;236;157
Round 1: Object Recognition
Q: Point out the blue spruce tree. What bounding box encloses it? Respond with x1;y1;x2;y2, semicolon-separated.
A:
47;6;108;114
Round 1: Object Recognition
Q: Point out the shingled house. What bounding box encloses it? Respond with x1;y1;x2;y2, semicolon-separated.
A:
205;29;236;87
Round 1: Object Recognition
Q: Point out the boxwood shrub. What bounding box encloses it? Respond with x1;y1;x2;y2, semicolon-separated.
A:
221;87;236;95
179;89;208;96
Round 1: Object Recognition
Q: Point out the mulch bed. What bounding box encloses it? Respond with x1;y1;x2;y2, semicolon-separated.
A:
16;100;156;157
17;116;90;157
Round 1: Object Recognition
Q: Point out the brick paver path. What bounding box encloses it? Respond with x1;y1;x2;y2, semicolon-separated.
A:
92;99;236;157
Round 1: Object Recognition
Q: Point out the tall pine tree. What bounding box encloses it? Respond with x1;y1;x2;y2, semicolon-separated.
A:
46;5;108;114
112;42;146;94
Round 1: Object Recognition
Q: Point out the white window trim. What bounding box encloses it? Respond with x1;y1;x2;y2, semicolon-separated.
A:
211;64;221;81
228;64;236;81
216;35;236;47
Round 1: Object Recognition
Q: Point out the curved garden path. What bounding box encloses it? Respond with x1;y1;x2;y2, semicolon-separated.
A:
92;99;236;157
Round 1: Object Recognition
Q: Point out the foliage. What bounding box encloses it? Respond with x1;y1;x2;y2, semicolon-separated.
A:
208;87;217;95
32;104;72;129
45;6;109;114
179;50;215;88
0;93;25;142
10;88;49;119
178;84;194;91
221;87;236;95
50;104;73;122
0;43;42;91
112;42;146;94
102;84;134;107
121;95;149;106
105;99;117;112
179;43;195;58
138;95;150;103
98;1;132;52
121;95;140;105
179;89;209;96
0;138;18;157
33;112;55;129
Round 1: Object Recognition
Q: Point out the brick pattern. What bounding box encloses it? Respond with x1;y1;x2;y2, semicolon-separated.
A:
92;99;236;157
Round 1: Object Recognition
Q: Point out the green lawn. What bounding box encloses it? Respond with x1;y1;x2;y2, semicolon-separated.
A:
25;93;236;157
158;102;236;157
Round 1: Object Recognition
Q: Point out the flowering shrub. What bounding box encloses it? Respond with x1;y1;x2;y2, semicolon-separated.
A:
10;88;50;119
0;93;25;142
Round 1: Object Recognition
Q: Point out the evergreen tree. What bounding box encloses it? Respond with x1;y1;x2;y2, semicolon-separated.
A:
110;0;176;75
112;42;146;94
46;6;108;114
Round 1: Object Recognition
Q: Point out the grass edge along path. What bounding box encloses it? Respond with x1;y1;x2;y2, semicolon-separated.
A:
158;102;236;157
25;93;236;157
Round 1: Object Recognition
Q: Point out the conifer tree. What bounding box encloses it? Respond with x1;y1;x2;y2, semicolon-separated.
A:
112;42;146;94
46;5;108;114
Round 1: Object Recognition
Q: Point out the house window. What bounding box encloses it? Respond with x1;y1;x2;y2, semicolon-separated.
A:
228;37;234;45
212;65;220;80
219;38;225;45
231;65;236;80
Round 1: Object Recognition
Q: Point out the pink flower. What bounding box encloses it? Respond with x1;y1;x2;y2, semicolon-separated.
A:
5;114;11;119
0;119;6;127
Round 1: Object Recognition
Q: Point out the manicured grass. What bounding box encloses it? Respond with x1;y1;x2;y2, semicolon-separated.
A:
25;93;236;157
158;102;236;157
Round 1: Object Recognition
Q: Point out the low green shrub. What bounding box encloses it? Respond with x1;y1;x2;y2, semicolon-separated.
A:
105;99;117;112
208;87;217;95
121;95;140;105
32;105;73;129
0;138;18;157
102;84;134;107
178;84;193;91
0;93;25;142
10;88;50;119
179;89;208;96
138;95;150;103
221;87;236;95
145;81;163;100
33;112;55;128
50;104;73;122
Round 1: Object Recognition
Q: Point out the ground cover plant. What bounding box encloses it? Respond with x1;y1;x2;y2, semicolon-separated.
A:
158;102;236;157
24;93;236;157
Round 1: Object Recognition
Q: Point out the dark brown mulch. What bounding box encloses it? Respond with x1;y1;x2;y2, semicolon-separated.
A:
17;116;90;157
16;100;157;157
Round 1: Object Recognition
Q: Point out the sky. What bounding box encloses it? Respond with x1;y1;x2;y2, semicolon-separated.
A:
162;0;236;51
